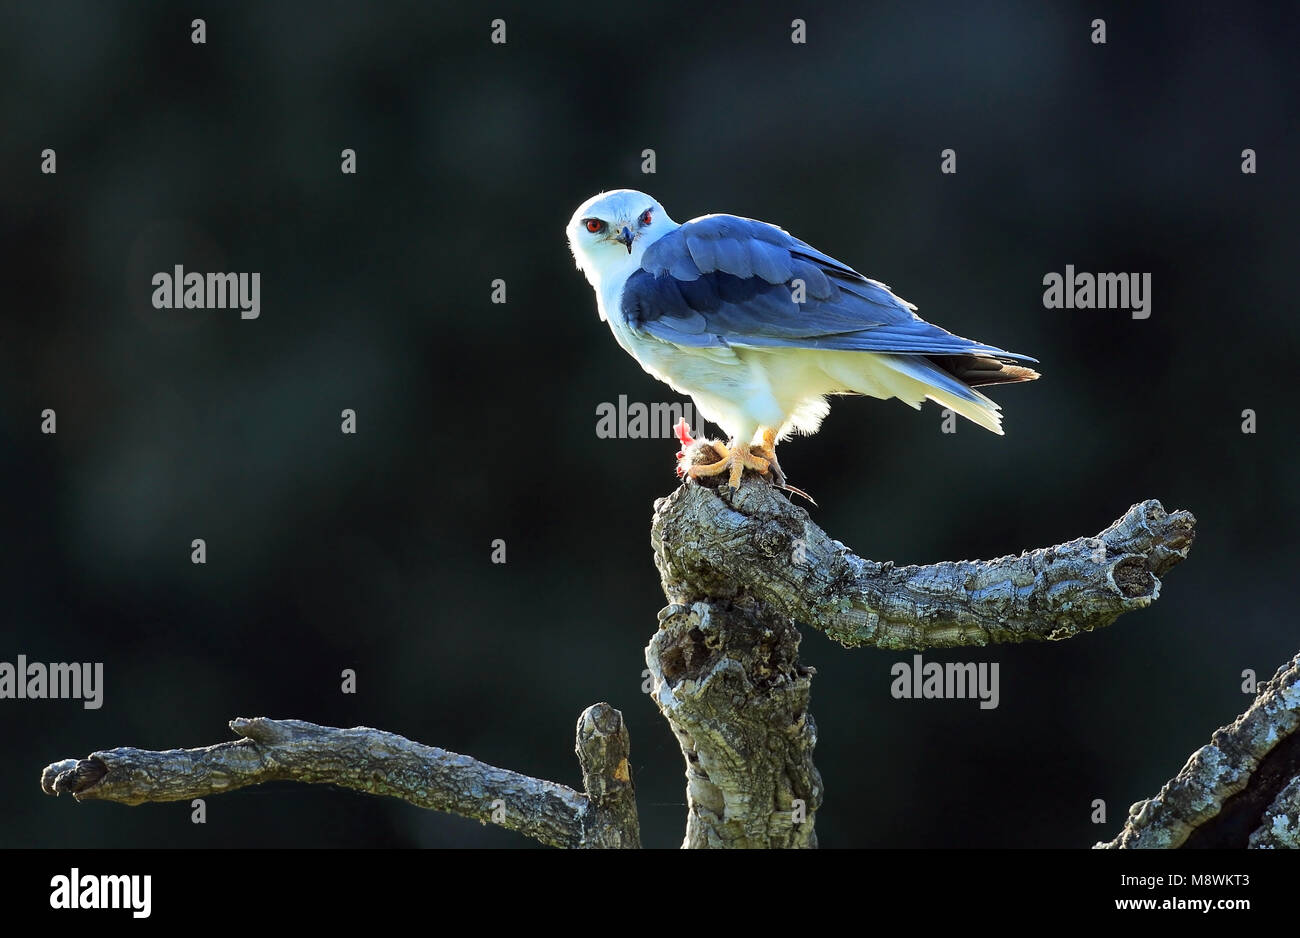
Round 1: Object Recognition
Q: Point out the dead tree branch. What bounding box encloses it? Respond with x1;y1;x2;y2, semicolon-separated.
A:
1096;650;1300;849
40;466;1211;849
40;706;639;849
654;476;1196;650
645;469;1196;847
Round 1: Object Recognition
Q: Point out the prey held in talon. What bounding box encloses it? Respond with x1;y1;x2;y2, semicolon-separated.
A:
672;417;785;489
568;189;1040;491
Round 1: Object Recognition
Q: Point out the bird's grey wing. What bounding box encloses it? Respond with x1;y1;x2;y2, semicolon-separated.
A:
622;214;1036;361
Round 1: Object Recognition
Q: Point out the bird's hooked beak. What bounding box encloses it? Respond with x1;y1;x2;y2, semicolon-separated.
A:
615;225;634;253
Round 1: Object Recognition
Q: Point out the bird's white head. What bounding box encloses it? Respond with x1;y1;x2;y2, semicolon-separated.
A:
567;189;677;290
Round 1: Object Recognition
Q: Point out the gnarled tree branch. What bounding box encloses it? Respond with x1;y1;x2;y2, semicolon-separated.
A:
654;476;1195;650
1096;650;1300;849
40;468;1212;849
645;468;1196;847
40;706;640;849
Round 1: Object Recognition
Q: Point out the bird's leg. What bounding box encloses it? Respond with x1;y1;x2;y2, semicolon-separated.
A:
726;445;769;488
747;428;816;502
750;427;786;487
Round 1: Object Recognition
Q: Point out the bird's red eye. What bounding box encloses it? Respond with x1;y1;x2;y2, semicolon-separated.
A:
585;219;605;233
640;210;653;225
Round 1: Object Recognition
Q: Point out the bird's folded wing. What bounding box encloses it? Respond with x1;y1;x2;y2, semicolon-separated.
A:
623;214;1036;361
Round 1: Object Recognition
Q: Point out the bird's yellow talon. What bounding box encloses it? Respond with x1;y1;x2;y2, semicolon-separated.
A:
687;441;771;489
686;442;732;480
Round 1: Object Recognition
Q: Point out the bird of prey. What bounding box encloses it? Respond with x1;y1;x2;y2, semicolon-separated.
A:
567;189;1038;489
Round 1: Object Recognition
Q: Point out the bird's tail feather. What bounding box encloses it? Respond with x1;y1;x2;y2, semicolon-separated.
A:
930;353;1041;388
879;355;1004;434
822;352;1007;434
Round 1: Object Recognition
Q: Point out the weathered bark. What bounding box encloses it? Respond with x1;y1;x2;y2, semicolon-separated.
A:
40;707;639;849
41;468;1219;849
653;476;1195;650
647;600;821;848
646;467;1196;848
1252;778;1300;849
1096;651;1300;849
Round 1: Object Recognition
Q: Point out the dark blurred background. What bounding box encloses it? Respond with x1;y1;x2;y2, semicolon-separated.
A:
2;1;1296;848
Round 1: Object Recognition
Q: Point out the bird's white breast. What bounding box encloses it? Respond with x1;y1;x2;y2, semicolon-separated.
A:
597;272;793;441
599;274;736;386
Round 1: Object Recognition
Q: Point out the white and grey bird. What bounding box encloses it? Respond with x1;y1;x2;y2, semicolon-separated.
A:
567;189;1039;488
